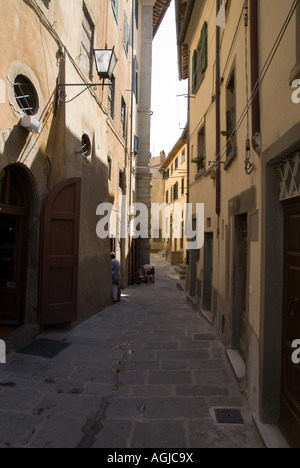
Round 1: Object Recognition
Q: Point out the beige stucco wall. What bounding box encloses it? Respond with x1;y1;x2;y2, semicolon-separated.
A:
187;0;261;341
0;0;147;325
179;0;300;423
162;141;188;261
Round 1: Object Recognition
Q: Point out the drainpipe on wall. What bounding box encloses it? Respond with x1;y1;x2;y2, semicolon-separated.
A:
250;0;261;155
215;0;221;218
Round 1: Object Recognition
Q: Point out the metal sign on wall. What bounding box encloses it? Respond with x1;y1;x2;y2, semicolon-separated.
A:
277;153;300;201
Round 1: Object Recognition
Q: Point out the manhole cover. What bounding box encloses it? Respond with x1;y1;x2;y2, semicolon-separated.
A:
214;408;244;425
16;338;70;359
176;283;184;291
193;333;216;341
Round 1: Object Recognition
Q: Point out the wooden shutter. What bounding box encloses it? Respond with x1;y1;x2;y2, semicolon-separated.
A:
133;57;138;101
135;0;139;28
174;182;179;201
39;178;81;326
200;22;208;73
192;50;198;93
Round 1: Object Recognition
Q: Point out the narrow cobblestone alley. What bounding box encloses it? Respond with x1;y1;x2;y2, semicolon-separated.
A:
0;255;263;448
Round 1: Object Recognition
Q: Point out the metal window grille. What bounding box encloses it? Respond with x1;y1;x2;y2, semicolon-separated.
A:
277;154;300;201
14;75;38;116
81;134;91;157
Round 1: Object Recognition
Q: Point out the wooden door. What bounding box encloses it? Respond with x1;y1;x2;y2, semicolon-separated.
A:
0;166;29;325
40;178;81;326
239;214;248;360
280;198;300;448
203;233;213;310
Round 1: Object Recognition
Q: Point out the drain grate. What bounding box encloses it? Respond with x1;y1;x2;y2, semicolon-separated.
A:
193;333;216;341
214;408;244;425
16;338;70;359
176;283;184;291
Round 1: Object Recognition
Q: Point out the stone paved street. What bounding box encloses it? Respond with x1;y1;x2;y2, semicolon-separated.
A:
0;255;263;448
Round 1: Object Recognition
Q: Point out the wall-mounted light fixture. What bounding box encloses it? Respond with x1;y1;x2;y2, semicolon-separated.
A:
94;48;117;81
55;46;117;116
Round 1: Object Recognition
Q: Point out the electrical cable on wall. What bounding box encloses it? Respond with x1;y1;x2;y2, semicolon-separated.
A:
196;0;299;179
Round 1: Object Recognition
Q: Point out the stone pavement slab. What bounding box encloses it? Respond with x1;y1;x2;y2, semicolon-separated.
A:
0;254;263;448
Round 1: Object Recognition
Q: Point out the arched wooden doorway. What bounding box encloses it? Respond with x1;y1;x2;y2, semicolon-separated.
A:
0;165;29;325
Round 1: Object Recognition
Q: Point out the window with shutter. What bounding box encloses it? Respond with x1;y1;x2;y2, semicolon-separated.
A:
135;0;139;28
107;76;115;120
120;97;127;139
200;22;208;73
224;67;237;168
174;182;179;201
192;50;198;93
111;0;120;23
163;170;169;180
133;57;138;102
80;6;94;79
123;11;129;58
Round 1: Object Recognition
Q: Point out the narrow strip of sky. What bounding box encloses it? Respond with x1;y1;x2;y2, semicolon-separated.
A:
151;0;188;157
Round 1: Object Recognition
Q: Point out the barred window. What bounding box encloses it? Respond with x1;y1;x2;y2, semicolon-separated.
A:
81;134;91;157
14;75;38;116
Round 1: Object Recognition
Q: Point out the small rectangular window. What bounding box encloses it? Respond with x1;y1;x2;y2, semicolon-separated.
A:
133;58;138;102
120;97;126;139
134;135;139;155
173;182;179;201
123;10;130;58
108;157;112;182
166;190;169;204
175;158;178;170
107;76;115;120
182;150;185;163
197;127;205;172
119;169;124;190
224;68;237;163
163;170;169;180
181;178;185;195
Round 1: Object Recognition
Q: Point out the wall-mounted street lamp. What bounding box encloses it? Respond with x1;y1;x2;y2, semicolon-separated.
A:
55;46;117;115
94;48;117;80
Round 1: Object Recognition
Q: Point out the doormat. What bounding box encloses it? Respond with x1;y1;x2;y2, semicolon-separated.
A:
16;338;70;359
214;408;245;425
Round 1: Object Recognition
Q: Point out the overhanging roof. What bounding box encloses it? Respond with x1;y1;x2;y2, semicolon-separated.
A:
175;0;196;80
153;0;172;37
160;126;188;171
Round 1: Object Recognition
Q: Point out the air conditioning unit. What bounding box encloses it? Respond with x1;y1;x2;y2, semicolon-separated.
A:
20;115;41;134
